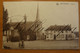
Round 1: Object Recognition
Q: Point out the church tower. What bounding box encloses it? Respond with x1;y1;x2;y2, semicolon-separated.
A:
35;3;43;40
36;3;39;21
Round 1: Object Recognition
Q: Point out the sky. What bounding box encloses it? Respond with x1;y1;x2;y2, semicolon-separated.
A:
3;1;79;31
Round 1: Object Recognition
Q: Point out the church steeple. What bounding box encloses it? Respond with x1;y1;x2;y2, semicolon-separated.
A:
36;3;39;21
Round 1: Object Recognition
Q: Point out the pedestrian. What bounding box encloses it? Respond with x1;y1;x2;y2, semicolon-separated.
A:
21;40;24;48
19;41;21;48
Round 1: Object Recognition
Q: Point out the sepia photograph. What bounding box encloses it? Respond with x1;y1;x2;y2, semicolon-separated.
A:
3;1;79;49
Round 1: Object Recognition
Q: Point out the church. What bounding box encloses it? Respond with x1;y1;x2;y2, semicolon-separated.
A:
6;4;43;42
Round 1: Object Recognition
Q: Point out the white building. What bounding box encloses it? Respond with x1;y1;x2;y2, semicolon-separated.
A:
45;25;76;40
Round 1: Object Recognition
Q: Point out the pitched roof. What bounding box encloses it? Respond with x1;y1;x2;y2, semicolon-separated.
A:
20;22;34;30
9;22;34;30
45;25;71;31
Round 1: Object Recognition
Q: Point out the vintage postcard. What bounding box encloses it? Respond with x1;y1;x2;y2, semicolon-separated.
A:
3;1;79;49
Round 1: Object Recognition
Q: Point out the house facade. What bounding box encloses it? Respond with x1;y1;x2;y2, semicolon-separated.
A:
45;25;76;40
